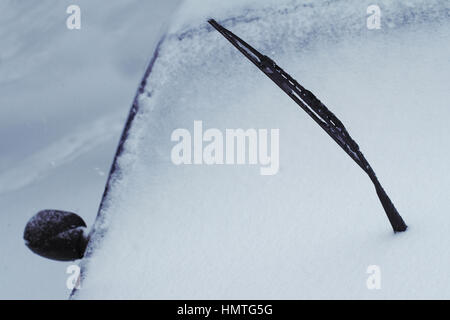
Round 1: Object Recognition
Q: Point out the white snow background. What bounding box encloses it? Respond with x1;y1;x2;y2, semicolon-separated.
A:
0;0;180;299
73;0;450;299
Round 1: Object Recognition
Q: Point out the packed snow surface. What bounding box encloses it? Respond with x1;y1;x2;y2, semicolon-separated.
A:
75;0;450;299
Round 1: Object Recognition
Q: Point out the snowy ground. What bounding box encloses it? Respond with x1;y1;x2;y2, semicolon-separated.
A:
0;0;180;299
73;0;450;299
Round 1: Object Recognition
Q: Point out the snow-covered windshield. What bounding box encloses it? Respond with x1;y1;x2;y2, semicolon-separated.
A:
74;0;450;299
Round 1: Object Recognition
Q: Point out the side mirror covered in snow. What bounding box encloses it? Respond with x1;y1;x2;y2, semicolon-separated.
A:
24;210;88;261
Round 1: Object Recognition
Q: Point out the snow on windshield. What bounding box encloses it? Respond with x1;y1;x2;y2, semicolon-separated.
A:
75;0;450;299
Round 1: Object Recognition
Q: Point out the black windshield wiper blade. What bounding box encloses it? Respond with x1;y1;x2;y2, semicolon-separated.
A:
208;19;407;233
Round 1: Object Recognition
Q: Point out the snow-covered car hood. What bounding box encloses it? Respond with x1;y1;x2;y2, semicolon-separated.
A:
74;0;450;299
